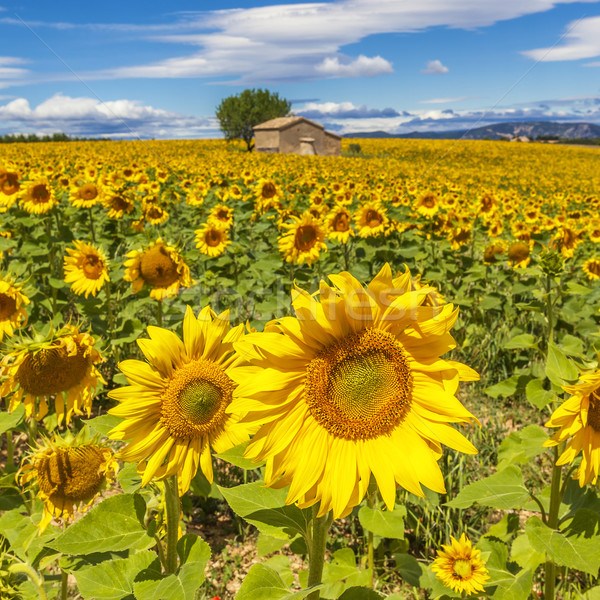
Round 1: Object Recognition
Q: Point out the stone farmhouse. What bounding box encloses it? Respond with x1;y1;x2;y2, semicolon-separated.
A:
253;116;341;156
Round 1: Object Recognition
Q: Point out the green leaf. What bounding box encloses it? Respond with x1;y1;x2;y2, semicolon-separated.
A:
0;404;25;434
257;533;287;557
497;425;548;469
217;440;265;470
525;514;600;575
133;534;211;600
358;505;406;539
446;465;530;510
117;462;143;494
545;342;579;386
84;413;123;437
265;555;294;588
321;549;371;599
583;587;600;599
337;587;384;599
558;334;585;358
393;553;425;587
484;375;531;399
236;563;321;600
510;534;545;571
75;550;158;600
503;333;537;350
219;482;311;539
525;378;555;409
50;493;155;555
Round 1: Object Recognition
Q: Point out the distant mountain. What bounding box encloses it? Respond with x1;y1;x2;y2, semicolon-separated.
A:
345;121;600;140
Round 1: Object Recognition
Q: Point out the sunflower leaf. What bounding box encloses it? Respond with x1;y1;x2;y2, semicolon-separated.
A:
545;342;579;386
236;563;322;600
358;505;406;539
496;424;548;469
0;403;25;434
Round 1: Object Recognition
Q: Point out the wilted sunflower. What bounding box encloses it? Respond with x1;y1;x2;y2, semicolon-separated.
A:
583;258;600;280
63;240;110;298
195;223;230;258
278;212;327;265
103;191;135;219
483;242;505;264
507;240;532;269
18;433;118;533
354;201;388;238
544;369;600;486
108;306;254;494
124;238;193;300
0;276;29;341
20;178;57;214
0;325;105;424
326;205;354;243
229;264;478;518
431;533;489;595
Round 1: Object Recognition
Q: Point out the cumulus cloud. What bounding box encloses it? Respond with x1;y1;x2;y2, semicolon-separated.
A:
421;60;449;74
2;0;594;85
0;93;216;138
297;101;403;119
522;16;600;61
314;55;393;78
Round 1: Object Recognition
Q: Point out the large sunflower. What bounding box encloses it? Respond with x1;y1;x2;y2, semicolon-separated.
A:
195;223;231;258
69;180;104;208
229;264;478;518
326;205;354;244
0;276;29;341
354;201;388;238
0;325;105;424
544;369;600;486
124;238;194;300
63;240;110;298
20;178;57;214
108;306;254;494
18;433;118;533
278;212;327;265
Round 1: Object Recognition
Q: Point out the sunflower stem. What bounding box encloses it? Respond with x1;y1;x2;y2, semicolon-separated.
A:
88;206;96;243
163;474;180;574
366;479;378;588
6;430;14;465
8;563;47;600
545;274;554;346
306;506;333;600
156;299;163;327
544;446;562;600
60;568;68;600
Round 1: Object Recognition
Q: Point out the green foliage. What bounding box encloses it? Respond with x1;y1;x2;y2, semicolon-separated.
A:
215;88;291;151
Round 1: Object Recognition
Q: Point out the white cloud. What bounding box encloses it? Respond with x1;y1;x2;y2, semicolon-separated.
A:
421;60;449;74
2;0;592;85
314;55;393;77
0;56;29;81
0;93;216;138
297;100;402;118
420;96;469;103
522;15;600;61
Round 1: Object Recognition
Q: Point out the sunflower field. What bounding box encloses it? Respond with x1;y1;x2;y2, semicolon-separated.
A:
1;137;600;600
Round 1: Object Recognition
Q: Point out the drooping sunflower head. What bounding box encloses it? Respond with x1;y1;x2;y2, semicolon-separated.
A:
124;238;194;300
18;433;118;533
507;240;532;268
103;191;135;219
231;263;478;518
431;533;489;595
20;178;57;214
278;212;327;265
583;258;600;280
108;305;254;494
0;275;30;341
194;223;231;258
0;325;105;424
63;240;110;298
483;241;505;264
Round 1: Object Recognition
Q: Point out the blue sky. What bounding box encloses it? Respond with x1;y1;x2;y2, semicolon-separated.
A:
0;0;599;138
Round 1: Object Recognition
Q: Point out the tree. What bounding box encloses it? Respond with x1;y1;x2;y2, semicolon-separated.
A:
215;88;291;151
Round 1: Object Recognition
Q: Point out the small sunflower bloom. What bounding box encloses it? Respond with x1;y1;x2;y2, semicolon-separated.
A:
354;201;388;238
124;238;193;300
69;180;103;208
278;212;327;265
20;178;57;214
583;258;600;281
103;191;135;219
195;223;231;258
63;240;110;298
19;434;118;533
0;325;105;424
431;533;489;595
108;306;254;495
414;191;440;218
326;205;354;244
544;369;600;486
208;204;234;229
0;276;29;341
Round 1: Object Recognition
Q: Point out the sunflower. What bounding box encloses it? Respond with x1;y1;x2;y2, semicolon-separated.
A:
20;178;57;214
583;258;600;281
0;276;29;341
415;191;440;218
544;369;600;486
0;169;20;197
195;223;230;258
124;238;193;300
0;325;105;424
142;201;169;226
18;433;118;533
507;240;532;269
69;180;104;208
278;212;327;266
208;204;234;229
254;179;281;213
103;191;135;219
108;306;253;495
483;242;505;264
229;264;478;518
326;205;354;244
354;201;388;238
63;240;110;298
431;533;489;595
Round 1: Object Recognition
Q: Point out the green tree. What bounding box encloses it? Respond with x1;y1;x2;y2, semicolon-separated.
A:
215;88;291;151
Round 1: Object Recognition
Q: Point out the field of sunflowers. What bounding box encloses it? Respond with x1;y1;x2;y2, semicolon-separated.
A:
1;137;600;600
